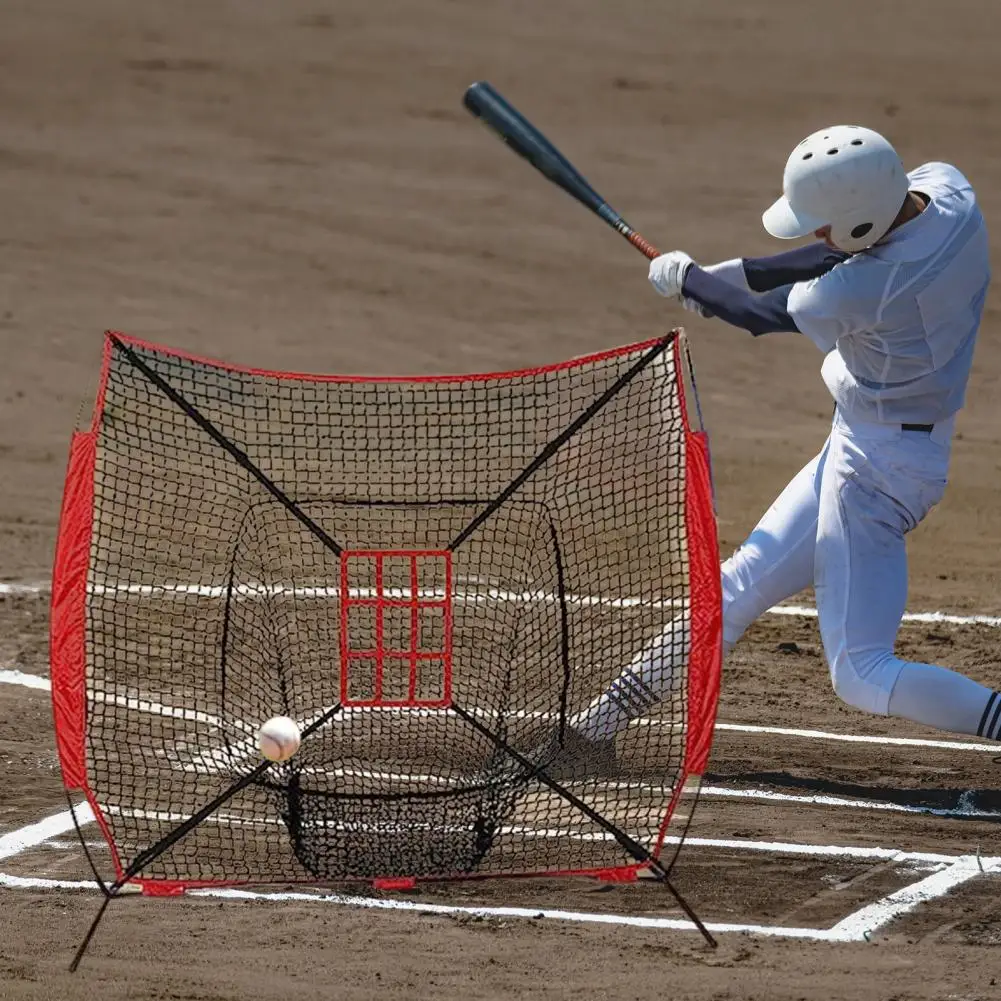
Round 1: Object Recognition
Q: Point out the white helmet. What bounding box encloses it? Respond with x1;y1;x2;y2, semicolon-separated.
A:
762;126;908;253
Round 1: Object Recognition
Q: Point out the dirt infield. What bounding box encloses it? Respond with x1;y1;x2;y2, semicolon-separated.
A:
3;1;1001;998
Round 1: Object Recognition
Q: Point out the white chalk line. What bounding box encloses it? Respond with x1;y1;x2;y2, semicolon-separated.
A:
774;604;1001;629
711;721;1001;754
694;785;1001;821
95;791;995;843
43;840;108;850
5;580;1000;938
2;805;983;868
4;578;1001;628
292;776;1001;821
94;751;1001;821
0;669;51;692
148;865;1001;942
63;580;688;612
3;803;999;941
828;855;1001;940
4;665;999;820
1;865;998;943
5;769;999;874
0;582;49;597
0;871;860;939
18;832;963;868
4;667;999;756
0;805;91;862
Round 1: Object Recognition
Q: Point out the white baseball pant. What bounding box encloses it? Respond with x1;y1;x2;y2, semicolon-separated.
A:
575;409;999;741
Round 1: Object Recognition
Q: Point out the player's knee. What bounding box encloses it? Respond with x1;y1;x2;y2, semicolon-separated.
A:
829;658;871;711
720;561;748;649
720;550;765;649
827;644;897;715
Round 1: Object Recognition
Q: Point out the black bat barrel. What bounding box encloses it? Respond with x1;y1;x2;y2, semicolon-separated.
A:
463;81;607;214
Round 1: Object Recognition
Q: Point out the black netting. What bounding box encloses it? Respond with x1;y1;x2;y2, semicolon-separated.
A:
82;332;694;884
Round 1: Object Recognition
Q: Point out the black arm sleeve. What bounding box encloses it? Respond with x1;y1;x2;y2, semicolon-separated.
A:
682;266;799;337
742;244;849;292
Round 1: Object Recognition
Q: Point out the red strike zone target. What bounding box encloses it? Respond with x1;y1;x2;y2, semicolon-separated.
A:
50;329;721;889
339;550;453;708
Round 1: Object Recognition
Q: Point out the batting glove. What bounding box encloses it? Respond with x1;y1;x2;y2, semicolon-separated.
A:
648;251;695;299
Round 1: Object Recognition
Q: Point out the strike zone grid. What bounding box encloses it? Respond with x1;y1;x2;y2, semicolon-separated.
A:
339;550;454;709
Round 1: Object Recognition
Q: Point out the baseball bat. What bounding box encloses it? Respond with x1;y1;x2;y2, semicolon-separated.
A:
462;81;661;260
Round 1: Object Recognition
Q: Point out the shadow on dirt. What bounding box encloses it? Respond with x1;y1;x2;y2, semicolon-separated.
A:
705;768;1001;819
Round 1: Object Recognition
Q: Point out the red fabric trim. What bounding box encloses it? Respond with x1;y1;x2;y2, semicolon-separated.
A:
593;867;639;884
83;785;126;882
90;332;114;432
683;426;722;772
49;431;96;791
52;345;128;881
650;769;688;859
372;877;417;891
646;334;722;856
127;860;649;893
139;881;187;897
105;330;673;385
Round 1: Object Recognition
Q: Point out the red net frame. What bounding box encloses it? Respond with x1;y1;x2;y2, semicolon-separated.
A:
49;329;722;897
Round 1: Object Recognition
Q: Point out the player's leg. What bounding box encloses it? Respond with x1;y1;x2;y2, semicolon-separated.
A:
718;444;826;655
569;438;828;748
815;424;1000;736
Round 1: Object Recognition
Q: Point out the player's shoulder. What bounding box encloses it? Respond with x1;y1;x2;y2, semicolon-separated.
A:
787;253;875;319
908;161;978;201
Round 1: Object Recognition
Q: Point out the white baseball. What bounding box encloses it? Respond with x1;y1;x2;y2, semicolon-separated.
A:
257;716;301;762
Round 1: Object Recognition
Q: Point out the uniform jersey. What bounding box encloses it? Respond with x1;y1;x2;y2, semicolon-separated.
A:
788;163;990;424
682;162;991;425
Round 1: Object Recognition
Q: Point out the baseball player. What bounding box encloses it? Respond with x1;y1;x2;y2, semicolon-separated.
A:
550;125;996;777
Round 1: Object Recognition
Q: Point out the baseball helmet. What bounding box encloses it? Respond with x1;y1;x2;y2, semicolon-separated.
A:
762;126;909;253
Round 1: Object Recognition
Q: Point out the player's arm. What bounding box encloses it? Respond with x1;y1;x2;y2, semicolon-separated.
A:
742;244;849;290
649;249;850;338
682;268;798;336
695;244;848;296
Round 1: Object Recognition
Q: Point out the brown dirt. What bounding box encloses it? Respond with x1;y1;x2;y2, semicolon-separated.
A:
3;0;1001;998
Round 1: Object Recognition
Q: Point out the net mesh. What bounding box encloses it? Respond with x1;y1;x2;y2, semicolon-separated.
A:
67;331;707;884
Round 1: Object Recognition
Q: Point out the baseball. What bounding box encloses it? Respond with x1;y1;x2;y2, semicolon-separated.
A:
257;716;301;762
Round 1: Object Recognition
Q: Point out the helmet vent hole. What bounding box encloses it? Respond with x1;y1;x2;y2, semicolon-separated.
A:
827;148;839;155
851;223;873;240
802;152;813;160
850;139;864;146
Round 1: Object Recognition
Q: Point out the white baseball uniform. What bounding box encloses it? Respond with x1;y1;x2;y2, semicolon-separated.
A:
577;162;999;743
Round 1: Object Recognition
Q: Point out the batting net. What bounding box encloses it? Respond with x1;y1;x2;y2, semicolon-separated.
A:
51;330;720;892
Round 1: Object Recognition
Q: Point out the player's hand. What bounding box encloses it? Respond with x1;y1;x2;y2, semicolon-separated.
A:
648;251;695;298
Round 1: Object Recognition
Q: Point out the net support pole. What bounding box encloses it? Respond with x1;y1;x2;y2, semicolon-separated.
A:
450;704;717;948
110;336;345;558
69;703;344;972
448;335;673;551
